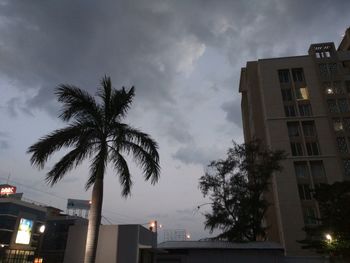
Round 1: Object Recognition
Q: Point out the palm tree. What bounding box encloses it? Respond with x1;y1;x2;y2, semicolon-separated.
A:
27;76;160;263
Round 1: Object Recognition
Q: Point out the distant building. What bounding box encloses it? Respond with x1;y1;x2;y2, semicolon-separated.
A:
239;27;350;255
0;185;88;263
0;188;46;262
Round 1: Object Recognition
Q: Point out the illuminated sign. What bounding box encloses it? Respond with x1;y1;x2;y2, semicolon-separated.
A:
15;218;33;245
0;184;16;196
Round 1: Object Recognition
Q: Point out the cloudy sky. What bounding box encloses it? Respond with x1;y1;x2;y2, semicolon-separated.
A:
0;0;349;241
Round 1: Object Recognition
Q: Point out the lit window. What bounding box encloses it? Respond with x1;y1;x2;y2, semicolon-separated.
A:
294;162;309;178
302;121;316;137
336;137;348;153
333;118;343;131
295;87;309;100
287;122;300;137
298;103;312;116
310;161;326;178
291;142;303;156
306;142;320;156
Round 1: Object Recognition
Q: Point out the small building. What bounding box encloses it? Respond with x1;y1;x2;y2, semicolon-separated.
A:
63;224;157;263
156;241;324;263
0;191;46;262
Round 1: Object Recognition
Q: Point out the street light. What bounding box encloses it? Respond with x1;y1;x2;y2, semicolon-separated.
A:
325;233;332;242
39;225;46;234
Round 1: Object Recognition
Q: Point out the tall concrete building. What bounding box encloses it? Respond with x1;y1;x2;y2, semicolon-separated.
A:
239;27;350;255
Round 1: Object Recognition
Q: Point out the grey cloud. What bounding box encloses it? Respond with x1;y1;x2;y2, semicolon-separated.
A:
221;100;242;128
0;140;9;150
172;144;222;166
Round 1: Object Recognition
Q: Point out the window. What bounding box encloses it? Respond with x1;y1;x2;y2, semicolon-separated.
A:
291;142;303;156
333;118;344;131
345;81;350;94
302;121;316;137
278;69;290;83
319;64;329;77
298;103;312;116
292;68;305;82
294;162;309;178
306;142;320;156
284;105;296;117
303;207;317;225
329;63;338;76
327;99;338;113
324;82;334;95
333;81;344;94
336;137;348;153
281;89;293;101
338;99;349;113
287;122;300;137
298;184;312;200
343;159;350;176
295;87;309;100
343;118;350;131
310;161;325;178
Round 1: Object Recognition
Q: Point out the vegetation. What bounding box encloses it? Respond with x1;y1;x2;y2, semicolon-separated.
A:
299;181;350;261
27;76;160;263
199;140;285;242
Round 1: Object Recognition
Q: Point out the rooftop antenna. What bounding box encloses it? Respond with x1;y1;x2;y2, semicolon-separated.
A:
6;172;11;184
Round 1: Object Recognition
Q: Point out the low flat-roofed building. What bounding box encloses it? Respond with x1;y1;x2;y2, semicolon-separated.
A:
156;241;323;263
63;224;157;263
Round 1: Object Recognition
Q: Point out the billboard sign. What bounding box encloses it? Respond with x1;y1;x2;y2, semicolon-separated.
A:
67;199;90;210
0;184;16;196
15;218;33;245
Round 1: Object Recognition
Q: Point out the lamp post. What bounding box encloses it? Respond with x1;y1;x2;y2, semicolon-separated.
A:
34;224;46;263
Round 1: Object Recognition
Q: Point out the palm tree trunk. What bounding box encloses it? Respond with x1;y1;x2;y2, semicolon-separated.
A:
84;177;103;263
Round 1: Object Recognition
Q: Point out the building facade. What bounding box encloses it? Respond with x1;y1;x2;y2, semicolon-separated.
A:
0;192;47;262
239;27;350;255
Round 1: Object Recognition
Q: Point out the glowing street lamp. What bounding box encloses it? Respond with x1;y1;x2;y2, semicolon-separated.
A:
325;233;332;242
39;225;46;234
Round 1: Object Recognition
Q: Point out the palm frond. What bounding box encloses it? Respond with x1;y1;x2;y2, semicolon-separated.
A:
97;76;112;122
111;124;159;162
55;85;103;125
119;141;160;184
109;149;132;197
46;144;93;186
109;87;135;121
27;124;88;169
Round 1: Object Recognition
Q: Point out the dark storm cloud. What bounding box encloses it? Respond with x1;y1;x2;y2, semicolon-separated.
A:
0;0;349;148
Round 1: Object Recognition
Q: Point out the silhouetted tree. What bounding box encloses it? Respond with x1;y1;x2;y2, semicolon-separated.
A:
199;140;285;242
27;76;160;263
299;182;350;261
